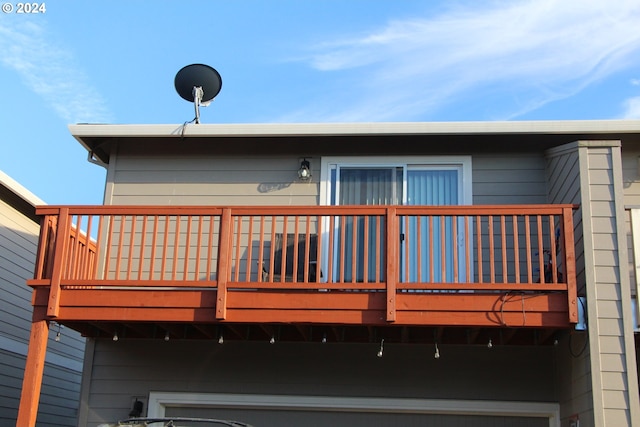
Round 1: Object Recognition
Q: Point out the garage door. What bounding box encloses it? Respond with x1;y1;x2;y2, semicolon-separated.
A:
165;405;548;427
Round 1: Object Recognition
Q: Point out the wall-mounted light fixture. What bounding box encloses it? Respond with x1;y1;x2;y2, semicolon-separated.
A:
129;399;144;417
298;158;311;181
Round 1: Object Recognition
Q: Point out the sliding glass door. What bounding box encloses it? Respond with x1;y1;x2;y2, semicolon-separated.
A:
405;168;461;282
335;167;401;282
322;157;471;284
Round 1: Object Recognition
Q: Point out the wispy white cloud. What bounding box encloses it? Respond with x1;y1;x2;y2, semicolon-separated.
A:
293;0;640;121
0;18;112;123
622;97;640;119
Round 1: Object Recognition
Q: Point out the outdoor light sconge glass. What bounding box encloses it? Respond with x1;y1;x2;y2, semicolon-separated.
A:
298;158;311;181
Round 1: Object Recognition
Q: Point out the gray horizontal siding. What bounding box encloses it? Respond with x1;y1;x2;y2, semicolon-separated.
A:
544;142;592;427
577;142;640;426
622;147;640;296
109;150;550;207
0;199;39;343
0;349;82;427
109;152;319;205
1;193;86;427
472;153;548;204
84;339;557;427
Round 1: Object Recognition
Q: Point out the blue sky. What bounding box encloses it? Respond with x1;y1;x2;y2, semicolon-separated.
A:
1;0;639;205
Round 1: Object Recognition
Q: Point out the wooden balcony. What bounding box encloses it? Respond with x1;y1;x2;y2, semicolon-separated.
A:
27;204;578;344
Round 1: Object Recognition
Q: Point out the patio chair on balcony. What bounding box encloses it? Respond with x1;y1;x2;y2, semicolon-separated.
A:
262;233;321;282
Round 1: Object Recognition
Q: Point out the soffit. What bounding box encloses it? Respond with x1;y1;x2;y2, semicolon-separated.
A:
69;120;640;164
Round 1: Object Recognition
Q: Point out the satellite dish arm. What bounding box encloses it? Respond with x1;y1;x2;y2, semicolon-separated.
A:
192;86;204;124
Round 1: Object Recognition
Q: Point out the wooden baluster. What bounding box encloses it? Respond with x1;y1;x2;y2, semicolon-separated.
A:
246;216;254;282
488;215;495;283
525;215;532;283
149;216;158;280
476;215;482;284
205;215;215;282
513;215;520;284
537;215;544;283
183;216;193;281
126;215;136;281
233;216;242;282
172;216;180;281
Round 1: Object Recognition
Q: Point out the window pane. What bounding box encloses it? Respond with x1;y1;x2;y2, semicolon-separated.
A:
339;168;401;205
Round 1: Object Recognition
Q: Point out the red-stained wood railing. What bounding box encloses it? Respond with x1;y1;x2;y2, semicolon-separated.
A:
28;204;578;324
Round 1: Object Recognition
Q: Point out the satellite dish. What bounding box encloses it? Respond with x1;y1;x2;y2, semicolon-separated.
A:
174;64;222;124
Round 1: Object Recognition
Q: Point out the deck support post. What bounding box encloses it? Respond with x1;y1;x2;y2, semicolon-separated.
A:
386;207;397;322
47;207;70;318
563;206;578;323
216;208;232;319
16;311;49;427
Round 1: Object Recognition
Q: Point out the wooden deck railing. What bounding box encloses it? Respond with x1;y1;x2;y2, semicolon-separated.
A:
28;204;578;326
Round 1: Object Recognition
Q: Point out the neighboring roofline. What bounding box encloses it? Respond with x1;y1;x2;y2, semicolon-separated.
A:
0;170;45;223
69;119;640;139
0;170;45;207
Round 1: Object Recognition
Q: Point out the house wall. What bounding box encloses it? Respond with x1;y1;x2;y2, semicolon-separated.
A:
0;188;85;427
81;339;557;427
571;141;640;427
75;145;566;426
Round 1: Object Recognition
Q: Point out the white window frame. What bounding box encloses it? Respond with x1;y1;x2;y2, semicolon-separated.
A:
147;392;560;427
320;156;473;207
319;156;473;283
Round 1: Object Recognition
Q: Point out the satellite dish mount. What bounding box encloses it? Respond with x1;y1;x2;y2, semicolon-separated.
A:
174;64;222;124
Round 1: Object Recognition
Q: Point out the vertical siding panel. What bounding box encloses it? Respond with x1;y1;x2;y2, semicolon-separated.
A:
549;141;640;427
545;142;588;426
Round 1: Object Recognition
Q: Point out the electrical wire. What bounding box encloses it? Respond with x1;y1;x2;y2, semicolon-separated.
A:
180;118;197;140
569;330;589;358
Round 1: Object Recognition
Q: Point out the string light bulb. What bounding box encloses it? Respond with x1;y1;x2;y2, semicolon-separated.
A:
54;323;61;342
112;331;119;342
487;339;493;349
218;334;224;344
434;342;440;359
164;331;170;341
377;339;384;358
269;336;275;344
